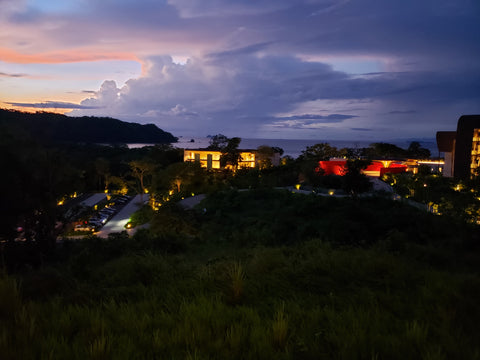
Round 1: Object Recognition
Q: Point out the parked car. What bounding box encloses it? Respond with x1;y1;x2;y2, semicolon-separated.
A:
100;209;115;215
88;221;103;229
74;224;94;232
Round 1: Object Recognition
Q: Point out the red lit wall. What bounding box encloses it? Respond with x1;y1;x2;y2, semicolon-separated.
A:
318;160;347;175
317;160;407;177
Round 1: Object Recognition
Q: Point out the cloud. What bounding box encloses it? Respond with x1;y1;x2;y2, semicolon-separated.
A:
169;104;198;117
0;71;28;77
6;101;101;109
268;113;358;130
351;128;372;131
167;0;295;18
0;47;139;64
70;50;480;138
388;110;417;114
275;114;357;122
207;42;274;59
71;54;357;132
2;0;477;139
167;0;351;19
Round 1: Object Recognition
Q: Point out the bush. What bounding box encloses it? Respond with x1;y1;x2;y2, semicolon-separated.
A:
129;205;154;227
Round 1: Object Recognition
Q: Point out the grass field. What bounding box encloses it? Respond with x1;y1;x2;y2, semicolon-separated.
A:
2;189;479;359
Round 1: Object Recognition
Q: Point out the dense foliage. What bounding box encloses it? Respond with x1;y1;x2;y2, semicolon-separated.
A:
1;190;479;359
0;125;182;254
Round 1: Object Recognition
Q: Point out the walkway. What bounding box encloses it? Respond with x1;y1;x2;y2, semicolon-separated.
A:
178;194;206;209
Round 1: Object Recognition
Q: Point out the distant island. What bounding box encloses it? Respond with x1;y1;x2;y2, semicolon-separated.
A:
0;109;177;144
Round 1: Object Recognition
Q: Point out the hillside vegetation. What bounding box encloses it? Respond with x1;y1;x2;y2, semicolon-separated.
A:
2;189;479;359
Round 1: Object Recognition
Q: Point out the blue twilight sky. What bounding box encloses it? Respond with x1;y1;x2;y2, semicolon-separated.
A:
1;0;479;140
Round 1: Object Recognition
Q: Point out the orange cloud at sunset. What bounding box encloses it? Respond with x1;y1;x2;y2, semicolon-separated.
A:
0;47;140;64
1;104;71;114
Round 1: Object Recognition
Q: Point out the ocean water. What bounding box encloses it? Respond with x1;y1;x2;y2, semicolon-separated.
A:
175;137;438;159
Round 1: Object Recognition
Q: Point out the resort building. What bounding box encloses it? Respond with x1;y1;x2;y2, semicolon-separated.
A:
317;159;407;177
317;158;444;177
404;159;445;175
184;149;279;170
436;131;456;177
436;115;480;179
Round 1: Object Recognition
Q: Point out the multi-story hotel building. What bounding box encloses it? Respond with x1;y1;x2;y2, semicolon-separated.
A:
436;115;480;179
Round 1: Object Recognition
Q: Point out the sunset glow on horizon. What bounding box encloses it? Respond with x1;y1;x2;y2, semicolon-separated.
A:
1;0;479;140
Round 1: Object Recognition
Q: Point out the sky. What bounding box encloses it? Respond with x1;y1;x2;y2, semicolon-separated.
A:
1;0;479;140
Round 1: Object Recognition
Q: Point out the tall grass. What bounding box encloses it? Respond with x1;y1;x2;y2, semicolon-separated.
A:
0;274;22;321
272;303;289;350
227;261;246;304
2;190;479;359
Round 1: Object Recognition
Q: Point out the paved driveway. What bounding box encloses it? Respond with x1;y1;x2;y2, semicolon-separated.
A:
96;194;150;238
178;194;206;209
370;178;394;192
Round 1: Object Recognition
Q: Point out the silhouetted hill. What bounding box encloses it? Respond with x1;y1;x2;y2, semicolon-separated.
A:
0;109;177;144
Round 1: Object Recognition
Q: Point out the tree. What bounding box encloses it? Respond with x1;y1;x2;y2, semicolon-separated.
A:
367;143;406;159
220;137;242;170
108;175;128;195
255;146;283;169
343;147;365;159
129;160;155;196
407;141;431;159
207;134;229;150
297;143;342;186
147;144;183;167
342;159;373;196
153;162;206;195
256;145;275;169
0;129;81;261
271;147;284;156
94;157;110;191
299;143;342;161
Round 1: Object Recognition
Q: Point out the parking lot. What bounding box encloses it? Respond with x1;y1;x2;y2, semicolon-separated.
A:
95;194;150;238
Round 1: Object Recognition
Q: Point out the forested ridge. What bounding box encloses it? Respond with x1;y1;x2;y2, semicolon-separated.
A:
0;109;177;144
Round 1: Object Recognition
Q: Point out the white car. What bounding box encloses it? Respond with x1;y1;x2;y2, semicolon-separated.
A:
74;224;94;232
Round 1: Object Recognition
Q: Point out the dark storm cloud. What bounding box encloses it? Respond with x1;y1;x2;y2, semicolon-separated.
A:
71;48;479;136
